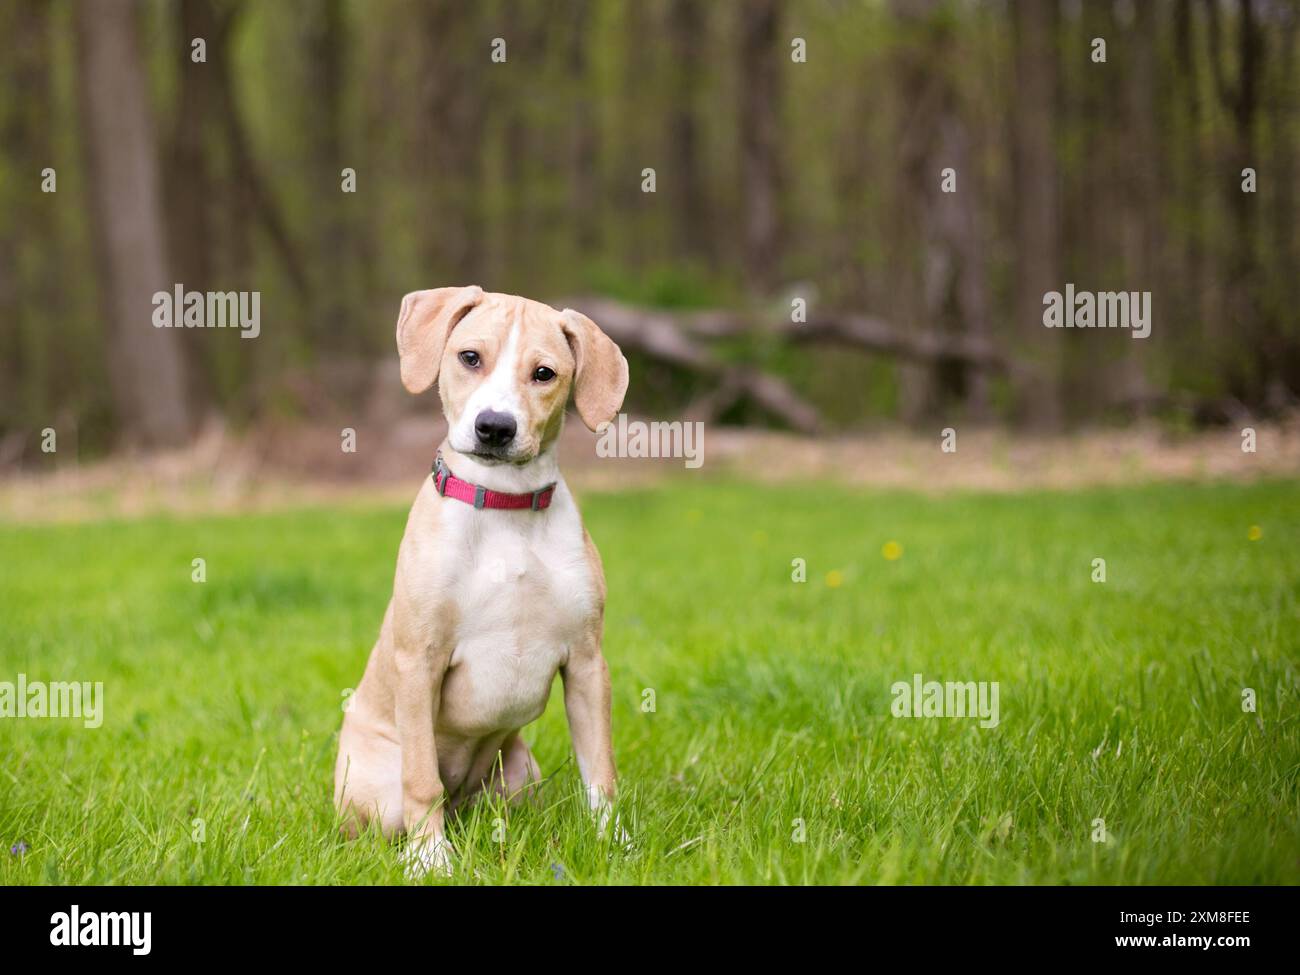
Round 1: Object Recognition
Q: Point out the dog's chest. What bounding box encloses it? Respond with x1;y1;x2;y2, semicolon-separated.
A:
439;510;595;734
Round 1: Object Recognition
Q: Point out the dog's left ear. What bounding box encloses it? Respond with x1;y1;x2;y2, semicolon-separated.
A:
560;308;629;431
396;285;484;394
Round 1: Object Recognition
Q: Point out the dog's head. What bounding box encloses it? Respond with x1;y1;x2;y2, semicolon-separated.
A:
396;286;628;465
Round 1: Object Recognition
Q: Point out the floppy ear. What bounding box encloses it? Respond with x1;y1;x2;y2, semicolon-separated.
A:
395;286;484;394
560;308;630;431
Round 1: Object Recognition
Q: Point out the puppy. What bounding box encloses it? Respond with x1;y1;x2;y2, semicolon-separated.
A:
333;286;629;876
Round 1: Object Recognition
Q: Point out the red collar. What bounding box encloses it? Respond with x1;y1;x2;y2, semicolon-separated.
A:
432;451;556;511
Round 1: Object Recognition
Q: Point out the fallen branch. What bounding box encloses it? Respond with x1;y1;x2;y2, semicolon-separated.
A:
562;296;1021;372
558;296;823;433
559;290;1030;416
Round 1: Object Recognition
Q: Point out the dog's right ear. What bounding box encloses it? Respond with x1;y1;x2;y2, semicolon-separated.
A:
396;286;484;394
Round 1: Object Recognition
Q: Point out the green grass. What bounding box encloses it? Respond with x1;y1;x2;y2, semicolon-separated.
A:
1;478;1298;885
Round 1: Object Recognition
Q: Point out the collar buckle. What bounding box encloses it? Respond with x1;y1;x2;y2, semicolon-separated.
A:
433;452;449;496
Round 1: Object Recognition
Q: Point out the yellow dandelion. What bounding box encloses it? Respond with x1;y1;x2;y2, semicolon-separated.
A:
1248;525;1262;541
825;569;844;588
882;540;903;561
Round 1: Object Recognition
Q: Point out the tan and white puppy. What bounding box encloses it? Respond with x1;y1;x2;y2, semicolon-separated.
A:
333;286;629;876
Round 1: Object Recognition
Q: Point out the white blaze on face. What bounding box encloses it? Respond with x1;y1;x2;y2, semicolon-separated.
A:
452;321;523;454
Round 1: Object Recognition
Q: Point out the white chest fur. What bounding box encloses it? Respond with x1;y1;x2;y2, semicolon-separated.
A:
432;482;597;737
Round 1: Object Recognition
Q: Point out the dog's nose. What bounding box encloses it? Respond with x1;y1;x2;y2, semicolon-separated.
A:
474;410;517;449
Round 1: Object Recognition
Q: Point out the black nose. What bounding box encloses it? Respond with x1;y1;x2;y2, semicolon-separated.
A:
474;410;517;448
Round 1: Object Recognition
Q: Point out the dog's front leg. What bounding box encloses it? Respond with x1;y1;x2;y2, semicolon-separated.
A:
561;638;628;846
393;608;454;878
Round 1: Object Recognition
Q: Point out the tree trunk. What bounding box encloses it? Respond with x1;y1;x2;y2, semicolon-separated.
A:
0;0;60;439
831;57;873;309
75;0;192;447
889;0;940;424
891;0;994;423
498;3;544;291
165;0;219;420
568;0;600;255
943;111;994;421
1205;0;1267;406
1267;1;1300;405
1174;0;1211;373
738;0;782;292
420;0;485;283
1118;0;1160;416
304;0;351;346
618;0;654;271
1058;0;1113;422
1230;0;1266;404
1012;0;1063;428
669;0;710;262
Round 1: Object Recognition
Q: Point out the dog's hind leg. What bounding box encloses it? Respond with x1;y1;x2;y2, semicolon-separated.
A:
487;732;543;805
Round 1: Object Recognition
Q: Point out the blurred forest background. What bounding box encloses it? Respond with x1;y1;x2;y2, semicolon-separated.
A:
1;0;1299;461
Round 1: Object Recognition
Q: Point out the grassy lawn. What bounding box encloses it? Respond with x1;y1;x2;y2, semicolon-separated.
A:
1;478;1297;885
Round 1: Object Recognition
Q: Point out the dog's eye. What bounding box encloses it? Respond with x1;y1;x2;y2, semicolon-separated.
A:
533;366;556;383
458;350;481;368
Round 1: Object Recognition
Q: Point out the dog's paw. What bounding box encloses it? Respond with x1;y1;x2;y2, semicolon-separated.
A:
604;815;634;852
401;835;454;880
594;801;634;851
